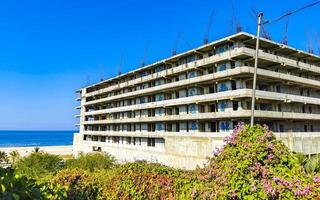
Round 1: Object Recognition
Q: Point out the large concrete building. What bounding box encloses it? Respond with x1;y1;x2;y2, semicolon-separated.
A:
73;32;320;169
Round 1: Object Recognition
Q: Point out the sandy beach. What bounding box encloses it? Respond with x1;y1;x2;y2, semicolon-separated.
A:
0;145;73;157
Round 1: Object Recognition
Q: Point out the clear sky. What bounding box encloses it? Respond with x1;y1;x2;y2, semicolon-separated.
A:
0;0;319;130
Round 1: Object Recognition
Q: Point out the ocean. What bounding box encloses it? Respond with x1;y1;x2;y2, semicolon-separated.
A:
0;130;75;147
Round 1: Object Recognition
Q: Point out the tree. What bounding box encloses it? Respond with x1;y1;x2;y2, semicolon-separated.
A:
0;151;8;164
65;152;115;172
33;146;41;153
14;152;63;181
9;150;20;165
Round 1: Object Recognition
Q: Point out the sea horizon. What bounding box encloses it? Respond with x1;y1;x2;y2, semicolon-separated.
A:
0;130;75;148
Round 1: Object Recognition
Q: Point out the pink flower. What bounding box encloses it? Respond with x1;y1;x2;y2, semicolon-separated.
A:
262;179;276;196
191;188;197;198
213;147;222;156
313;176;320;183
267;154;274;162
229;190;237;199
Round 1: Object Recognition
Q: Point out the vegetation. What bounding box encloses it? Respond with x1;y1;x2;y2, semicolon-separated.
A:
65;152;115;172
14;151;63;182
0;167;67;199
194;124;320;199
1;124;320;199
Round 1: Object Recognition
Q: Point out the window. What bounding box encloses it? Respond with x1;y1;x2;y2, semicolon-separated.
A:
216;46;226;54
309;106;312;113
140;97;146;104
209;85;215;93
210;104;216;112
217;64;227;71
175;108;180;115
155;65;165;73
208;67;214;74
307;89;310;97
220;121;230;131
126;137;131;145
210;122;217;132
218;83;228;92
233;101;238;111
279;124;284;132
186;55;195;63
276;85;281;92
190;104;197;114
156;123;164;131
231;80;237;90
260;103;272;111
112;136;120;143
219;102;226;112
175;92;180;98
304;125;308;132
155;80;162;86
188;88;197;96
190;122;198;131
155;94;164;101
93;136;99;141
230;61;235;69
156;108;164;116
147;138;155;147
92;146;101;152
188;71;196;78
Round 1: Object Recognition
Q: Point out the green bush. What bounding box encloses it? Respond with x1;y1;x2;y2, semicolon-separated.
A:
14;151;63;181
0;167;67;200
65;152;115;172
54;161;199;200
4;124;320;199
100;161;198;199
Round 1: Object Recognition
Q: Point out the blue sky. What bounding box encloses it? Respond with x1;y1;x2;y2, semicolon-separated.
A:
0;0;319;130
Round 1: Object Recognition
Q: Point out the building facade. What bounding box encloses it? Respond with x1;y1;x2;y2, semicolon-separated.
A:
73;32;320;169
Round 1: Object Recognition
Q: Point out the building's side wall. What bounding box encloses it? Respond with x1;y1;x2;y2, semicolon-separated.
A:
73;132;320;169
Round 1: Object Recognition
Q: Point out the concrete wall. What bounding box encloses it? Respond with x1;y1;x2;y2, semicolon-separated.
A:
73;131;320;170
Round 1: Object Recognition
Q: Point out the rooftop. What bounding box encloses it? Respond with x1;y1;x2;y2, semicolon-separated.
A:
77;31;320;92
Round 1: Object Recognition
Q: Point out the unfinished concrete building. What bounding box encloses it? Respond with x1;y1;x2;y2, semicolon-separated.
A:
73;32;320;169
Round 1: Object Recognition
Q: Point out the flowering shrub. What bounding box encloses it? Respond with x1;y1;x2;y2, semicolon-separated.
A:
7;124;319;199
101;161;200;199
194;124;320;199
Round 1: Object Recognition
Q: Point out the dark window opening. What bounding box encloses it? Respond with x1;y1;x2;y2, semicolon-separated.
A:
231;80;237;90
232;121;238;129
210;104;216;112
230;61;235;69
209;85;215;93
276;85;281;93
210;121;217;132
147;138;155;147
92;146;101;152
279;124;284;132
304;125;308;132
233;101;238;111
